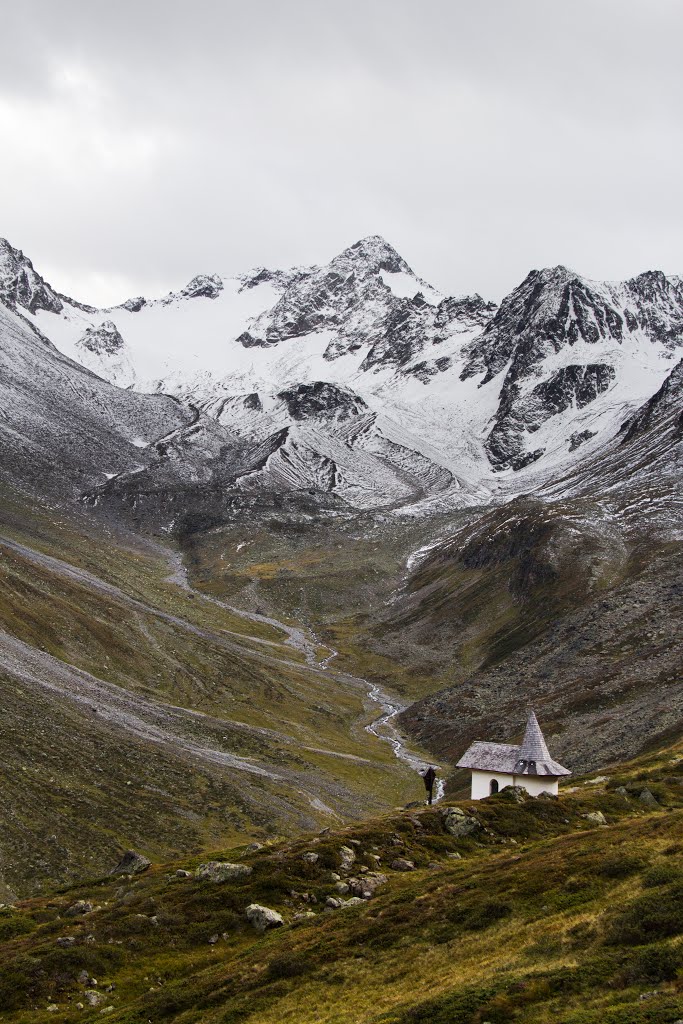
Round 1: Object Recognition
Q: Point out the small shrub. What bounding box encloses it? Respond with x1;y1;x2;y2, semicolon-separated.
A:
464;900;513;931
597;855;645;879
618;942;682;985
605;882;683;944
0;912;35;941
266;951;311;981
641;863;682;888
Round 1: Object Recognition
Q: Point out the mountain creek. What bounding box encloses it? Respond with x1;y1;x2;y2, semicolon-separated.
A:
163;545;445;799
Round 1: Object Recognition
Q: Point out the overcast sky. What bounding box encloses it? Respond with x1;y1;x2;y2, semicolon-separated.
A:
1;0;681;305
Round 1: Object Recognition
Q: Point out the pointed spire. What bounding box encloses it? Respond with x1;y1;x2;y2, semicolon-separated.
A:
513;707;571;777
519;709;552;763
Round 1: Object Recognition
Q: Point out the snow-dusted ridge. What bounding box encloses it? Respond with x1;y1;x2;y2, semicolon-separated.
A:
2;233;682;513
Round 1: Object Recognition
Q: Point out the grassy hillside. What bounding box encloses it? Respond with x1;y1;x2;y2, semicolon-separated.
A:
0;489;425;898
0;739;681;1023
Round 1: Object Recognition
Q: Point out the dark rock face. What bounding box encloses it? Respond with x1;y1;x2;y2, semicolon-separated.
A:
485;363;616;469
235;235;496;371
118;296;146;313
77;321;126;356
461;266;683;470
569;428;597;451
620;358;683;443
276;382;368;423
180;274;223;300
0;238;63;314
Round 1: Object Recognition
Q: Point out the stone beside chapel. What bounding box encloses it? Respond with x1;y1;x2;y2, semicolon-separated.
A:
456;709;571;800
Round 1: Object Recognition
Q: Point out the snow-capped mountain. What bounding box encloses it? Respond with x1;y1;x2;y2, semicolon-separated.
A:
1;233;681;514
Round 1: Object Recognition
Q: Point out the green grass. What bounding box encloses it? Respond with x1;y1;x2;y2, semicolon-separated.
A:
0;738;681;1024
0;489;426;898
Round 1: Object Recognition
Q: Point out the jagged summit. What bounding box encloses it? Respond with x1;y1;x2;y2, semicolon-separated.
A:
0;237;63;315
333;234;411;275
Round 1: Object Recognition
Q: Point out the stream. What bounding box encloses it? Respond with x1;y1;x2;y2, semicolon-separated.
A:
163;547;444;801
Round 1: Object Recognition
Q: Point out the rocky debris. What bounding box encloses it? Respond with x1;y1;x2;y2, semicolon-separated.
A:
390;858;415;872
639;788;660;808
302;851;319;864
46;1005;59;1013
582;811;607;826
85;990;103;1007
292;911;316;921
326;895;364;910
195;862;253;882
338;846;356;872
77;321;125;356
245;903;284;932
111;851;151;876
65;900;93;916
347;872;387;898
441;807;480;837
56;936;77;948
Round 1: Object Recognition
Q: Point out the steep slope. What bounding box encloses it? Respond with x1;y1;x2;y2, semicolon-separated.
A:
0;303;191;498
399;360;683;773
0;739;681;1023
462;266;683;471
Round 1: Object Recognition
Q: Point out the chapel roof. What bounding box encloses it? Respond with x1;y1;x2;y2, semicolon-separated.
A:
456;710;571;778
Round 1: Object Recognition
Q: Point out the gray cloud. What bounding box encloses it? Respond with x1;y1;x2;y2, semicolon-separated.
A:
1;0;681;305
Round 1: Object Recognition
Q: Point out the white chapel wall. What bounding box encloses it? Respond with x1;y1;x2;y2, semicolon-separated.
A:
470;770;560;800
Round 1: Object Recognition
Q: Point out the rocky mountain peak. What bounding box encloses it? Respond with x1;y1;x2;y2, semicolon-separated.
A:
331;235;411;276
76;321;126;356
0;237;63;315
180;274;224;300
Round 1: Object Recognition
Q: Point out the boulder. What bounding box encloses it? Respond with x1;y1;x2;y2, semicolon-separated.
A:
338;846;356;871
175;869;192;878
390;858;415;872
302;852;319;864
195;862;253;882
334;881;350;895
582;811;607;825
245;903;284;932
111;850;151;876
639;788;660;808
56;936;76;948
85;990;103;1007
441;807;479;837
347;872;388;898
501;785;528;803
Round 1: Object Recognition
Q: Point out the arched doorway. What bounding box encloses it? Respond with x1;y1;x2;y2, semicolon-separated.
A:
490;779;499;795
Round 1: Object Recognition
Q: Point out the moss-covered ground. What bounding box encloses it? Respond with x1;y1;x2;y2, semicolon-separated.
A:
0;739;681;1023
